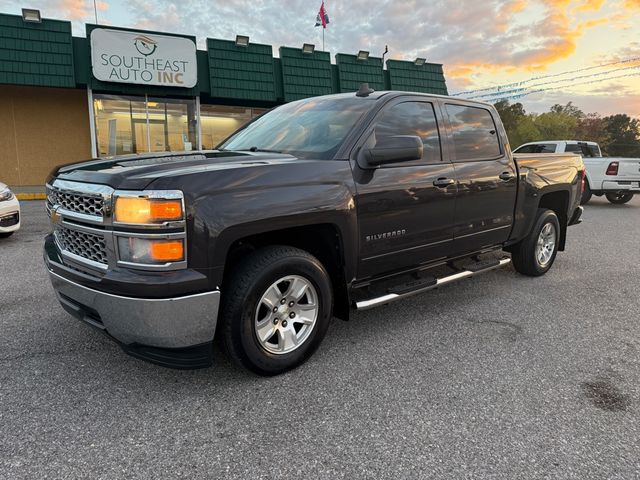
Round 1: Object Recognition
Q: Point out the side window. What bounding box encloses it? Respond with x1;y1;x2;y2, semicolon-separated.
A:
373;101;442;165
516;144;556;153
446;104;501;161
514;145;535;153
565;144;582;153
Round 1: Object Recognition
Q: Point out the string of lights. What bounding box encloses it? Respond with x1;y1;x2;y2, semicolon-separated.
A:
467;64;640;100
477;71;640;103
451;56;640;96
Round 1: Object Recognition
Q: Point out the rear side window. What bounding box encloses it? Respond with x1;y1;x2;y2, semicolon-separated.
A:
565;144;582;153
515;144;557;153
566;143;599;157
446;104;501;161
374;101;442;165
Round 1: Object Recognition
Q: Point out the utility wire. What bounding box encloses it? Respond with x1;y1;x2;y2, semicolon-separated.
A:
480;71;640;102
468;63;640;100
452;56;640;96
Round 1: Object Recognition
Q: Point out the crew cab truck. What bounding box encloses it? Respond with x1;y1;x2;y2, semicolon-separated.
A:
44;89;584;375
513;140;640;205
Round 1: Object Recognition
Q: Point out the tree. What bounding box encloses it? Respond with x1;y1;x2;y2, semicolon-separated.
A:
602;114;640;157
492;100;639;156
575;114;610;149
494;100;528;147
533;110;578;140
550;102;584;120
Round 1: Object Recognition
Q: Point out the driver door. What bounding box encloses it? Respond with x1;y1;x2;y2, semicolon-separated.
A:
352;99;457;279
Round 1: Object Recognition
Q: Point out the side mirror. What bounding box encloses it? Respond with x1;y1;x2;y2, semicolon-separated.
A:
361;135;423;168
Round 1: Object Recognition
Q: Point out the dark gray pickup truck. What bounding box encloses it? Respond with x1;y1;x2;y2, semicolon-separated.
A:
44;89;585;375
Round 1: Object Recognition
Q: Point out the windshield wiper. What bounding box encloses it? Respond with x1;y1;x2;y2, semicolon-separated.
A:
238;146;283;153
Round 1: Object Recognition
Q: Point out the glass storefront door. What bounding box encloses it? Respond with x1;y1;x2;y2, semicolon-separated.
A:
93;94;197;157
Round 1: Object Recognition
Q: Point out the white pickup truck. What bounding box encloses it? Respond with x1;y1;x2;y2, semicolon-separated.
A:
513;140;640;205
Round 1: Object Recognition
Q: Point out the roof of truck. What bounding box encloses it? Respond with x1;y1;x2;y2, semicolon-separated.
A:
522;140;599;146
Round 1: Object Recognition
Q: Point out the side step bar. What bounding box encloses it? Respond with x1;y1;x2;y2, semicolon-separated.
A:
355;258;511;311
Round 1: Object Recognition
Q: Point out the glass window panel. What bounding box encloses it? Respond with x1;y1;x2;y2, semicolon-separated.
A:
94;95;138;156
515;144;556;153
200;105;252;150
373;101;442;165
93;94;198;157
148;97;198;152
446;104;501;161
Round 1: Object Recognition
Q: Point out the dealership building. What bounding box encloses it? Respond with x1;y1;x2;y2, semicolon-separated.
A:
0;11;448;189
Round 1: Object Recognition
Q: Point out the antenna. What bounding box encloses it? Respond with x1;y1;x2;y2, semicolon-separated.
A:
356;83;374;97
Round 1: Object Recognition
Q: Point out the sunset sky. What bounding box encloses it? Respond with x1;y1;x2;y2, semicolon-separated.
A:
1;0;638;117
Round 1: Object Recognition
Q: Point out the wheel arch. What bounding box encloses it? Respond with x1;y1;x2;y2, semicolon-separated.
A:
220;223;352;321
538;190;569;251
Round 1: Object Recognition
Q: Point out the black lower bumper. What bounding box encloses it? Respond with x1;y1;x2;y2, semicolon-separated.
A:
121;342;214;369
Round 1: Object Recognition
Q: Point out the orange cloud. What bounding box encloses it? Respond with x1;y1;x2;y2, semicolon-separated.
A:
623;0;640;8
59;0;108;21
574;0;605;12
444;0;614;82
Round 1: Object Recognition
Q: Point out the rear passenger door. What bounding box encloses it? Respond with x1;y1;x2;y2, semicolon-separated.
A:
442;102;517;255
353;98;457;279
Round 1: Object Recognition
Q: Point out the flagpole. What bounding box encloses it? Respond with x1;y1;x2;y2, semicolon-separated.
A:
323;27;325;52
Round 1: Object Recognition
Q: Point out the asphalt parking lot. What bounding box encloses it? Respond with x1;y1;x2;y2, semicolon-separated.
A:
1;198;639;479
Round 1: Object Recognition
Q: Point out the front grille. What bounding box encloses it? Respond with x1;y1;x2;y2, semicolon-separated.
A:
48;187;105;218
55;226;108;265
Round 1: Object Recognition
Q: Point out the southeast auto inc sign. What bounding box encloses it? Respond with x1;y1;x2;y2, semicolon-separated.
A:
90;28;197;88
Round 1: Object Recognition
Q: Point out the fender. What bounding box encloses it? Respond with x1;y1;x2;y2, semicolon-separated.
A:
147;159;359;287
508;155;582;246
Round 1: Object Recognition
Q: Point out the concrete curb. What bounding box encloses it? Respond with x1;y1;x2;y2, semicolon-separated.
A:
16;193;47;201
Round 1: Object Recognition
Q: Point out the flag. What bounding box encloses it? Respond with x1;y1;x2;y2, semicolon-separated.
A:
315;2;329;28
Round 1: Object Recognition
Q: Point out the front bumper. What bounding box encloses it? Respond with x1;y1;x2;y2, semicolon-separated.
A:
47;267;220;368
0;197;20;233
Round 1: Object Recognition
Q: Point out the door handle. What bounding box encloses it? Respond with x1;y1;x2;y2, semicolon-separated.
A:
433;177;455;187
499;171;515;181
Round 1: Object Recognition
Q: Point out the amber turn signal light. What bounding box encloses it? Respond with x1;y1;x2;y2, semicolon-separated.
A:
149;240;184;262
115;197;183;224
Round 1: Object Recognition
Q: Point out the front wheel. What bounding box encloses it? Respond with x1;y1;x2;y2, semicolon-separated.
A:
220;245;333;375
511;209;560;277
0;232;14;238
605;192;634;204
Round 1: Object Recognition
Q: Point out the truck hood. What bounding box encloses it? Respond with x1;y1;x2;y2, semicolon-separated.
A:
49;151;298;190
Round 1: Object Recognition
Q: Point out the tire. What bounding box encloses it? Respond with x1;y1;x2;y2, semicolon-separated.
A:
605;192;634;204
511;209;560;277
220;245;333;375
0;232;14;238
580;179;592;205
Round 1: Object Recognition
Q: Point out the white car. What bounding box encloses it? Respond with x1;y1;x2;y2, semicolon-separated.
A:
0;182;20;238
513;140;640;205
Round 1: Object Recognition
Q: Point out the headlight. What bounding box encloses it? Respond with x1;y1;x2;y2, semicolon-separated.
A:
113;191;184;225
0;188;14;202
117;237;185;264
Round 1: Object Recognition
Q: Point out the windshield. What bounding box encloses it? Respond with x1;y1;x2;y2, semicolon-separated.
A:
219;96;374;159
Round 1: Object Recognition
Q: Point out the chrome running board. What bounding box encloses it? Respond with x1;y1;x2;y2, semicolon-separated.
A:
355;258;512;311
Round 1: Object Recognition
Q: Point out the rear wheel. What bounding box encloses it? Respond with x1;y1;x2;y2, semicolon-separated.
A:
605;192;634;204
220;245;333;375
511;209;560;277
0;232;14;238
580;179;592;205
